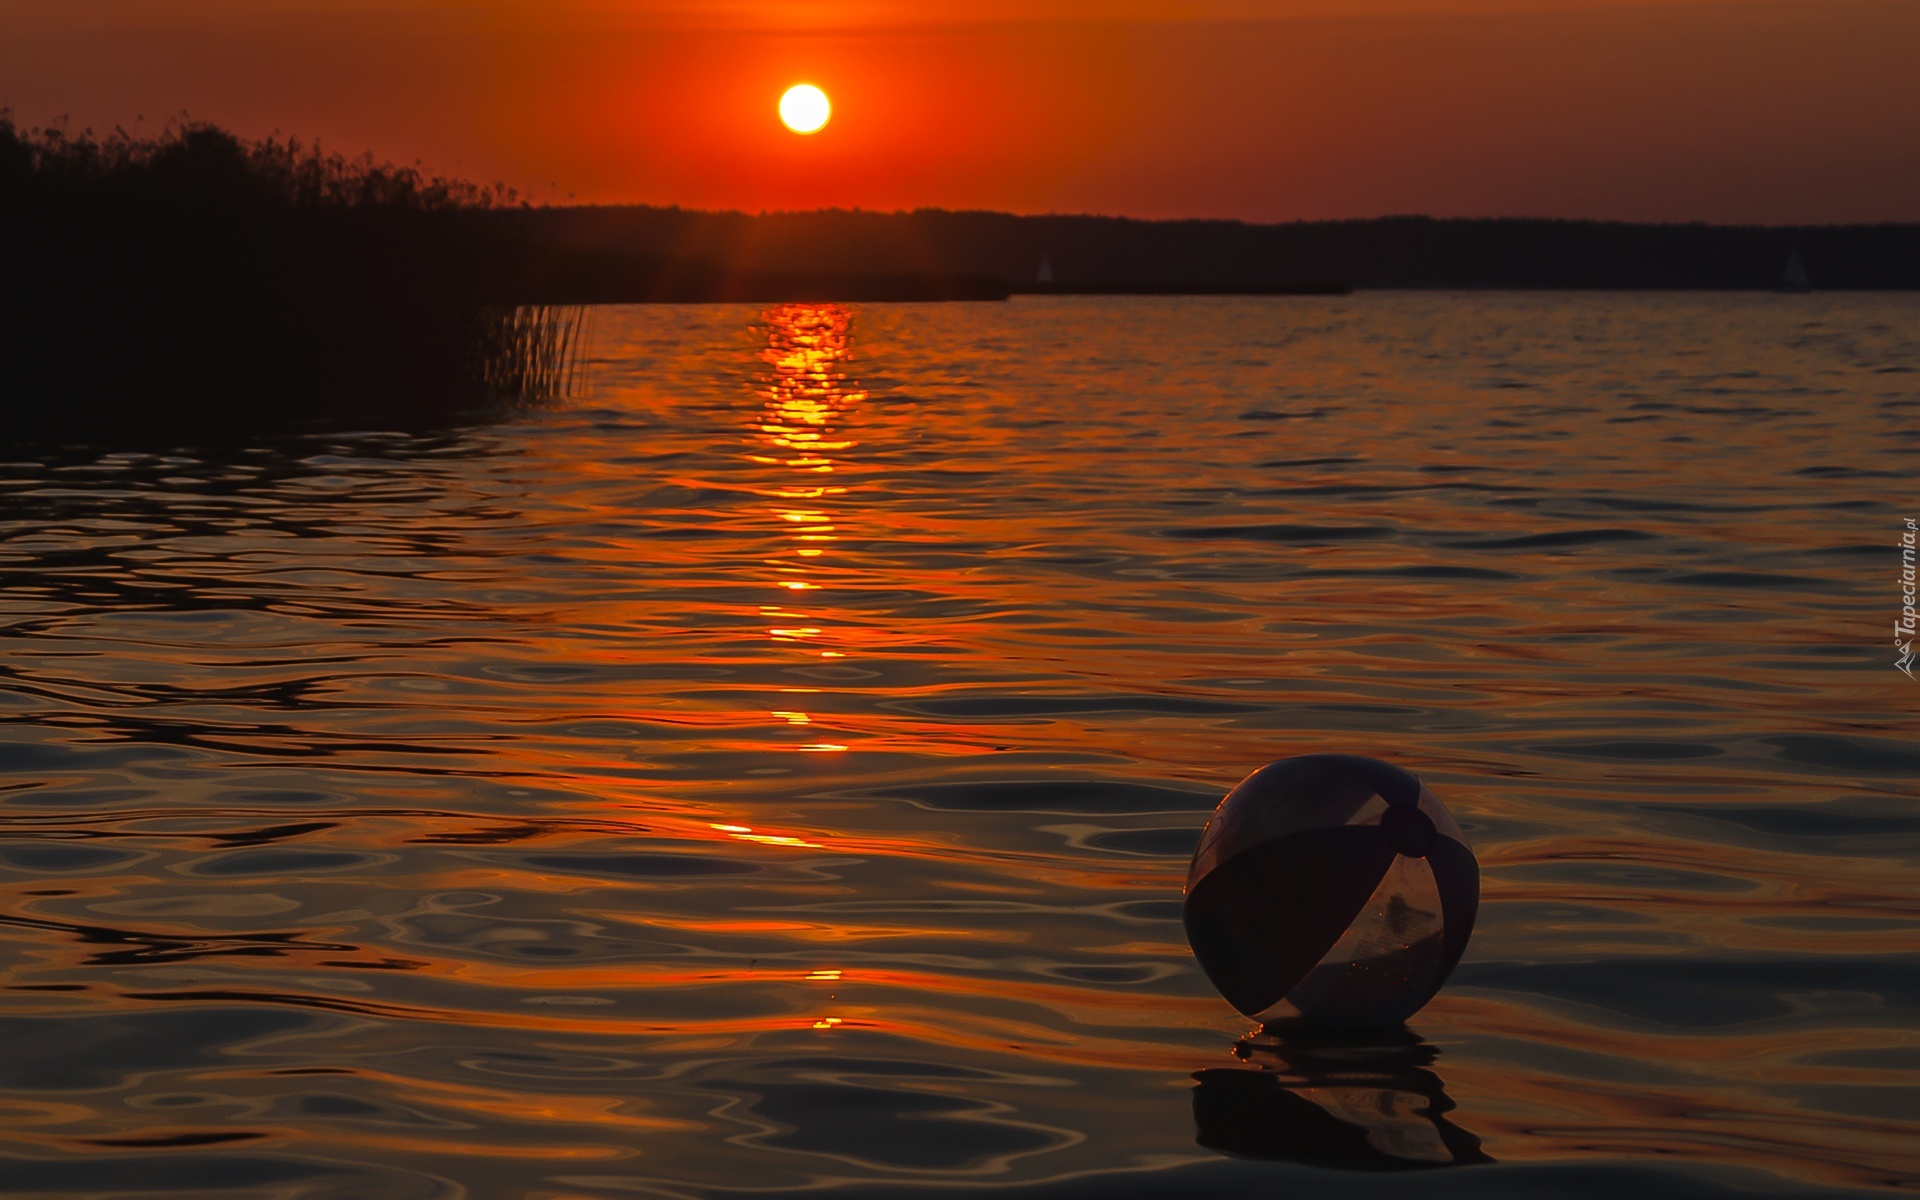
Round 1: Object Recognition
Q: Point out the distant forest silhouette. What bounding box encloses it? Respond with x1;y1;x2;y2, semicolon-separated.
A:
3;119;1915;435
505;207;1920;297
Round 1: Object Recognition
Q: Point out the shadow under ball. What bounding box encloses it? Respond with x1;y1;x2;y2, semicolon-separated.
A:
1182;755;1479;1030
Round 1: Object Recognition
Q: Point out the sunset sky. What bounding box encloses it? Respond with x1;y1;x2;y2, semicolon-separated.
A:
1;0;1914;223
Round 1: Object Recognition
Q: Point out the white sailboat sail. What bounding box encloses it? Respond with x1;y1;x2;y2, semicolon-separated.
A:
1779;249;1812;292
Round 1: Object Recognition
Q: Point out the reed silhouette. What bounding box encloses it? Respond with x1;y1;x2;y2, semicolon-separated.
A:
0;118;582;438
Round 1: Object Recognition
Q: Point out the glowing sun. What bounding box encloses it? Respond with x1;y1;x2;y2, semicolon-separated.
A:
779;84;831;134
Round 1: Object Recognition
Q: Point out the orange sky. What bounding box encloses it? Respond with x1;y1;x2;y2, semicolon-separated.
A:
0;0;1914;222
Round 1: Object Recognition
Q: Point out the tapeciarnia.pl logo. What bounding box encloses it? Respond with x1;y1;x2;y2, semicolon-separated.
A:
1900;518;1917;678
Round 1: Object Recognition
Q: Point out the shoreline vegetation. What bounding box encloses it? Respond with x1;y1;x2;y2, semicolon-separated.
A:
1;119;586;437
3;118;1915;437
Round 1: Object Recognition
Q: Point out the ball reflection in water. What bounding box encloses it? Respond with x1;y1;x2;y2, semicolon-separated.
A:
1182;755;1479;1029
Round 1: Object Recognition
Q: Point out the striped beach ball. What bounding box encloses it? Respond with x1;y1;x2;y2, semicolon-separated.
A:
1183;755;1479;1029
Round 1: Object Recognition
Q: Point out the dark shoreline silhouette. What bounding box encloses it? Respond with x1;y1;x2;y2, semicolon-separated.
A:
0;119;582;439
499;251;1013;304
497;206;1920;295
5;118;1915;439
481;201;1920;303
1021;279;1351;297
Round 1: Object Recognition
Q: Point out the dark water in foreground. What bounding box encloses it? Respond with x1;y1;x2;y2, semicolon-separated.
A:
1;294;1916;1199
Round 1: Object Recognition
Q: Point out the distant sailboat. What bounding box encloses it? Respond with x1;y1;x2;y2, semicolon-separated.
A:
1778;249;1812;293
1036;254;1054;285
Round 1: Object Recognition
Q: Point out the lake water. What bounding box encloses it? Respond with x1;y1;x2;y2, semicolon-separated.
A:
1;294;1916;1199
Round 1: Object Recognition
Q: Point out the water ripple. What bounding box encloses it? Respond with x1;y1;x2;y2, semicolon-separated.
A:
0;294;1915;1196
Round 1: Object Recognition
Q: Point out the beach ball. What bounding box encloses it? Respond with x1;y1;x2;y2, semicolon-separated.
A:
1182;755;1478;1029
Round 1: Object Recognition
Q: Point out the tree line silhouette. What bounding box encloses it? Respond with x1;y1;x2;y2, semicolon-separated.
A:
4;118;1913;437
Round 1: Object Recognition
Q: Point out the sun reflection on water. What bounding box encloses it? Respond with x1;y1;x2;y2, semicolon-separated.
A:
753;303;866;745
0;296;1912;1194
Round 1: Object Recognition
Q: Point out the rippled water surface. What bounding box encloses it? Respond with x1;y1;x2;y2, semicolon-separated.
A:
2;294;1917;1199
